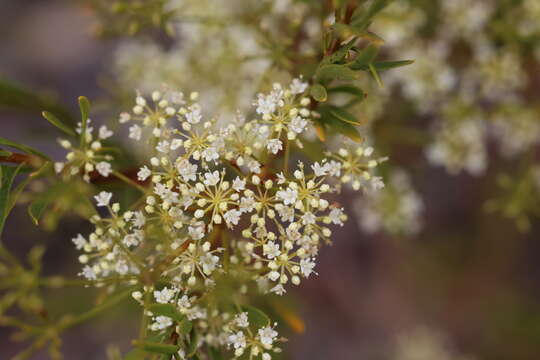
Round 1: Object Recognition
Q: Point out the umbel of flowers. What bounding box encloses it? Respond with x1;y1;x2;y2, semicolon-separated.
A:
64;79;385;359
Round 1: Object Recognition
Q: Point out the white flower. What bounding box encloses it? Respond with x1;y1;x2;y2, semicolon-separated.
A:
156;140;170;153
203;171;220;186
202;146;219;162
98;125;113;139
235;312;249;328
266;139;283;154
177;160;198;182
119;112;131;123
247;160;261;174
137;166;151;181
263;241;281;259
255;94;278;116
96;162;112;177
228;331;246;350
123;232;142;247
188;224;205;240
80;265;97;280
311;161;329;176
232;177;246;192
270;284;286;295
290;116;308;134
115;260;129;275
129;124;142;141
276;187;298;206
328;208;345;225
258;326;278;346
154;287;176;304
300;258;316;278
301;212;316;225
327;160;341;177
290;78;308;94
94;191;112;207
185;104;202;124
200;253;219;275
177;295;191;310
151;316;173;331
132;211;146;228
224;209;242;226
72;234;87;250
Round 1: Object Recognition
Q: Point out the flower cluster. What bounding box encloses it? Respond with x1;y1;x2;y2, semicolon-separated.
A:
71;80;385;359
55;120;115;182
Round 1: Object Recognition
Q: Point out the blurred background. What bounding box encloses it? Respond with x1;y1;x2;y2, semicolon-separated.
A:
1;0;540;359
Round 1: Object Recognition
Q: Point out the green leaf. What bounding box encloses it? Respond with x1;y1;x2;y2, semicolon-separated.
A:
310;84;328;102
316;64;359;82
350;59;414;71
317;106;363;142
78;96;90;123
78;96;90;145
42;111;76;136
327;85;365;100
329;107;361;125
0;164;24;240
0;137;50;160
351;44;379;69
134;341;180;355
368;63;383;87
178;318;193;334
241;305;271;328
0;149;12;157
147;303;185;322
371;59;414;70
351;0;391;30
187;329;199;357
123;348;146;360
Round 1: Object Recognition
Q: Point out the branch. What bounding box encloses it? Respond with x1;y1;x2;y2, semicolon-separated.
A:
0;151;149;187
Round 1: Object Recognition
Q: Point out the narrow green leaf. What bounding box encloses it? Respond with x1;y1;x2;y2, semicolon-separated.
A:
316;64;358;82
187;329;199;357
318;106;363;142
78;96;90;145
351;44;379;68
370;59;414;70
0;137;50;160
147;303;185;322
42;111;76;136
0;164;24;240
368;63;383;87
310;84;328;102
327;85;365;100
241;305;271;328
78;96;90;123
329;107;361;125
350;59;414;71
123;348;146;360
0;149;12;157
